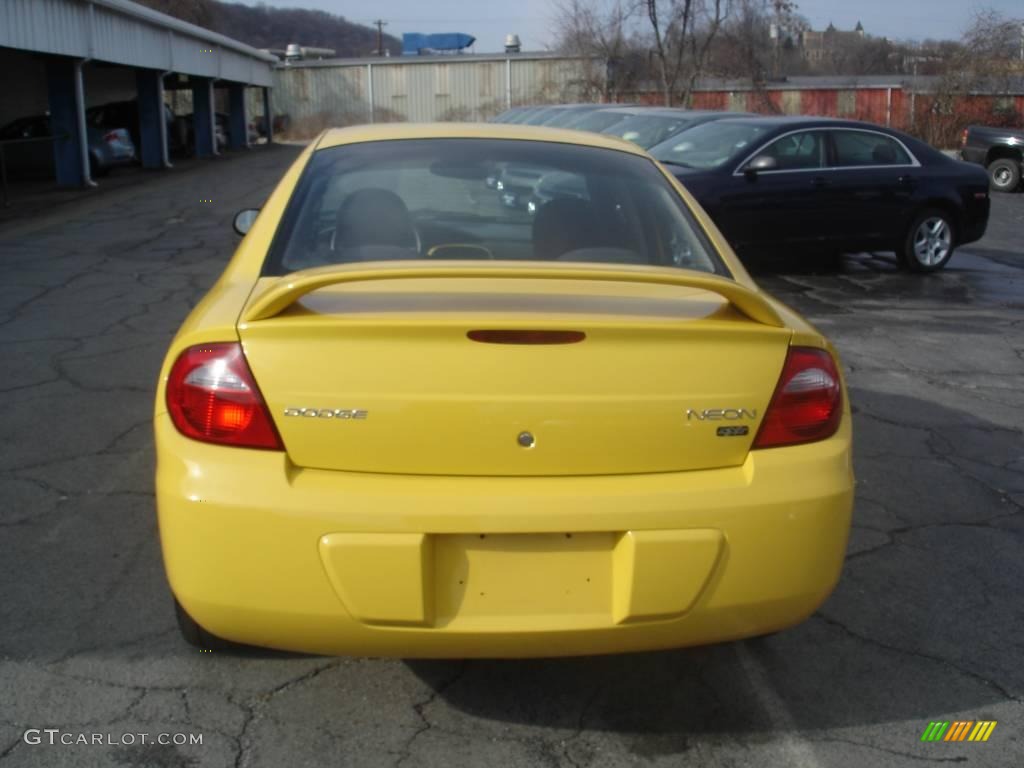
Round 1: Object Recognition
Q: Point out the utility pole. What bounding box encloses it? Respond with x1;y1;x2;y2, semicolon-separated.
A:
373;19;388;57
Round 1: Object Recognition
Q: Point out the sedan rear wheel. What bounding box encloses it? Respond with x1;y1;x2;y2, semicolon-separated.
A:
899;210;955;272
988;158;1021;192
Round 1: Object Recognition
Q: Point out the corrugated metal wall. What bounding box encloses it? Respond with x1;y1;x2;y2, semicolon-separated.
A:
0;0;91;60
690;92;727;110
261;66;1024;142
0;0;273;86
270;57;600;137
253;66;369;134
799;89;838;118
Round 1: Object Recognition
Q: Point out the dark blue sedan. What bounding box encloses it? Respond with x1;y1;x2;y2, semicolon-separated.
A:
650;116;990;272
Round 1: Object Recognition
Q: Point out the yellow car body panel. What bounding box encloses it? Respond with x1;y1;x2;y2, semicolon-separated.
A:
154;124;854;657
236;274;793;477
155;413;852;657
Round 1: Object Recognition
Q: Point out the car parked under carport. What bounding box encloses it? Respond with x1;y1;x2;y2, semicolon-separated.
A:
0;113;136;179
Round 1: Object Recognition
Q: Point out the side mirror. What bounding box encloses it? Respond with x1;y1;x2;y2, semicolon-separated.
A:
233;208;259;236
744;155;778;179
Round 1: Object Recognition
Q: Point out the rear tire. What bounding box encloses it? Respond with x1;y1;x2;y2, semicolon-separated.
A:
173;598;237;651
987;158;1021;192
898;209;955;273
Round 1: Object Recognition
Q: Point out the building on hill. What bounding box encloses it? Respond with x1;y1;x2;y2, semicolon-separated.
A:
800;21;867;65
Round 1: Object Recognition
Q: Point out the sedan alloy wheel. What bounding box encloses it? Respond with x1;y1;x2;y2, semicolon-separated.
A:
913;217;952;267
901;210;955;272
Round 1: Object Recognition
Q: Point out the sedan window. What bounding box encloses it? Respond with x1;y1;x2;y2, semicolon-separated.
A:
833;130;913;167
755;131;827;171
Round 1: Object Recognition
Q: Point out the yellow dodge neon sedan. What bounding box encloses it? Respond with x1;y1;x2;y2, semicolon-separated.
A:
155;123;853;657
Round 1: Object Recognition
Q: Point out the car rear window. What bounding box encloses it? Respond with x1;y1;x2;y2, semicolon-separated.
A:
262;138;725;277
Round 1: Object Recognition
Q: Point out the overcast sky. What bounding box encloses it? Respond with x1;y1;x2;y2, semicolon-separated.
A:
239;0;1024;52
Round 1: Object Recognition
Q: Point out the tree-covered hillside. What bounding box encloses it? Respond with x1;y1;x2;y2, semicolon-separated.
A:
135;0;402;57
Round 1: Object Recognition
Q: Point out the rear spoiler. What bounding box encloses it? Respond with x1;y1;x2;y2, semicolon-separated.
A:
241;261;784;327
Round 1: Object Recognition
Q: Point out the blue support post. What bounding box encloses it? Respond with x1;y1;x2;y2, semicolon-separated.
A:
191;78;216;157
136;69;166;169
228;83;248;150
46;57;86;186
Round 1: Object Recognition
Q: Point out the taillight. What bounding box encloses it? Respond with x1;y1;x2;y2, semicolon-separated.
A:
959;129;968;148
165;342;283;450
753;347;842;449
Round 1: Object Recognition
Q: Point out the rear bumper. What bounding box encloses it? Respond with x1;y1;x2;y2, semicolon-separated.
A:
155;413;853;657
960;147;986;166
93;148;136;169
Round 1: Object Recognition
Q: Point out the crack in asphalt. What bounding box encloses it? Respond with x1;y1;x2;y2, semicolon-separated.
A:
558;681;605;768
46;628;178;669
0;738;21;762
394;661;469;768
813;613;1023;704
0;688;149;734
854;409;1023;507
808;736;968;763
231;660;345;768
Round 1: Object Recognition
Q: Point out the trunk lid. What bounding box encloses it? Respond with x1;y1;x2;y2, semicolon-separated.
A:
238;270;792;476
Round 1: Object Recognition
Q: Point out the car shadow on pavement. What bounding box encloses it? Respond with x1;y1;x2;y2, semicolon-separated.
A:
403;388;1021;754
959;245;1024;270
742;249;901;277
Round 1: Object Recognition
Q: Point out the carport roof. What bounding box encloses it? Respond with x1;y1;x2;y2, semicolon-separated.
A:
0;0;276;87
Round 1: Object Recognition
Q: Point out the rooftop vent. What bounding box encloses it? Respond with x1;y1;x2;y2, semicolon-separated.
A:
284;44;336;62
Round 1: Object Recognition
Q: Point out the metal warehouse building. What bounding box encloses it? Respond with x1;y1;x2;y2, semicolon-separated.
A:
0;0;276;188
264;53;604;137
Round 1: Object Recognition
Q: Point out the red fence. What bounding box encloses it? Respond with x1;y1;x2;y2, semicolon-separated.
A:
633;86;1024;146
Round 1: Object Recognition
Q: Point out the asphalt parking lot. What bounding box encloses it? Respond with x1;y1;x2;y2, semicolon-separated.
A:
1;145;1021;768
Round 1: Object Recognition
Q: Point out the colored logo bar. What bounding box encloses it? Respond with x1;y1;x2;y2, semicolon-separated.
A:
921;721;997;742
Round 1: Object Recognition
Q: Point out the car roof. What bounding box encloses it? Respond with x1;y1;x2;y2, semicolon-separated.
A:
618;108;746;119
620;107;705;115
315;123;650;156
707;115;889;130
516;104;635;112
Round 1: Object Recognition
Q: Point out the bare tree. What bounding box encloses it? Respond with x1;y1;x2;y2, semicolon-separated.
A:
644;0;730;106
554;0;639;100
921;8;1024;145
717;0;805;81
